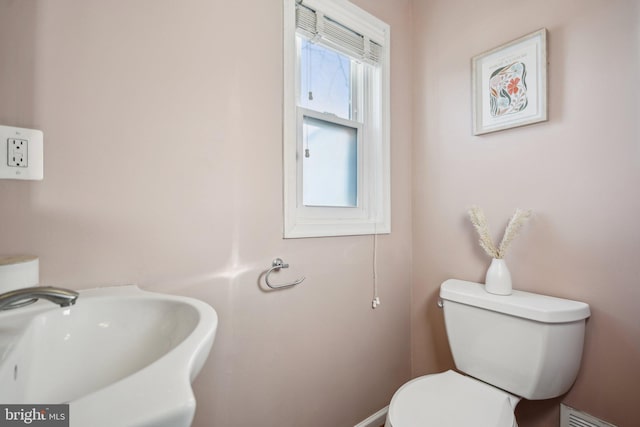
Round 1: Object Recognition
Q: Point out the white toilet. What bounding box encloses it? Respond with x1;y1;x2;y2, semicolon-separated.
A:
385;279;591;427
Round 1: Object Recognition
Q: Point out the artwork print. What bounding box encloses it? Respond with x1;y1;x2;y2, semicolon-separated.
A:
490;61;527;117
472;29;547;135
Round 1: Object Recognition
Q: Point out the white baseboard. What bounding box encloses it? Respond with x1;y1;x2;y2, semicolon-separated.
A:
354;406;388;427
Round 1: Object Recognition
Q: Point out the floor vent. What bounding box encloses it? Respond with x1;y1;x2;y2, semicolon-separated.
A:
560;404;616;427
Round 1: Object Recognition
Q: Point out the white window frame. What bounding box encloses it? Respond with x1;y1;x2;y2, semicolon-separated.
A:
283;0;390;238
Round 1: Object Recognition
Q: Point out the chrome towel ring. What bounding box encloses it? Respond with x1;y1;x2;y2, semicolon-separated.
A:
264;258;305;289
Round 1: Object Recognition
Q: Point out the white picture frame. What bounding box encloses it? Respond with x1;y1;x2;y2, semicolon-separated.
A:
472;28;548;135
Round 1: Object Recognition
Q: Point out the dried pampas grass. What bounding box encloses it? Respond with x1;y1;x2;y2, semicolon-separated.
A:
468;206;499;258
468;206;532;259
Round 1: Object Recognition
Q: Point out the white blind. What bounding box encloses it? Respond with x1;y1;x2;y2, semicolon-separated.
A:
296;3;383;65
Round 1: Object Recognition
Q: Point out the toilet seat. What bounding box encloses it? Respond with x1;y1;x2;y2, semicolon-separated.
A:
386;370;518;427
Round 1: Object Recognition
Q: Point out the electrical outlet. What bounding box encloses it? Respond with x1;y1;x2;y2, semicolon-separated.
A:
0;125;43;180
7;138;28;167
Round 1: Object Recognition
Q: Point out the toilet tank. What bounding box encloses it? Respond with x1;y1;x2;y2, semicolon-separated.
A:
440;279;590;400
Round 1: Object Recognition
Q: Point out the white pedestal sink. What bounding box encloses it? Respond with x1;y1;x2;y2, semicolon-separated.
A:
0;285;218;427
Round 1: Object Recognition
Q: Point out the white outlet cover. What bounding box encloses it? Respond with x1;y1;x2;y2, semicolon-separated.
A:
0;124;43;180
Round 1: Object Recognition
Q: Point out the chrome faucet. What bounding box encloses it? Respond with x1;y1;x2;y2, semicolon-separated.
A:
0;286;79;310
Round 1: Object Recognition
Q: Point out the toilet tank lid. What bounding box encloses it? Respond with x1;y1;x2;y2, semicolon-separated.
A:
440;279;591;323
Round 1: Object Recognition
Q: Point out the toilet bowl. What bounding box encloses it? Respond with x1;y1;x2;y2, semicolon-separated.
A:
385;279;590;427
385;370;519;427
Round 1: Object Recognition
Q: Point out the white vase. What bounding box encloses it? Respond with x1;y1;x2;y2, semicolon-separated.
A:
485;258;512;295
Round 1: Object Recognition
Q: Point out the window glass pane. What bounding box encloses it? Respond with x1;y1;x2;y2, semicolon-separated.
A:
302;116;357;207
299;38;351;120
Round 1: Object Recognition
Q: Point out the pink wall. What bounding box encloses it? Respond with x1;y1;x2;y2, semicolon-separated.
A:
411;0;640;426
3;0;638;425
0;0;413;425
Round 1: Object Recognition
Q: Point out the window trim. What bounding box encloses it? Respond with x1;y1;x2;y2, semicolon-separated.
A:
283;0;390;238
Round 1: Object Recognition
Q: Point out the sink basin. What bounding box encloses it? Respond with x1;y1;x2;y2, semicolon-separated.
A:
0;285;218;427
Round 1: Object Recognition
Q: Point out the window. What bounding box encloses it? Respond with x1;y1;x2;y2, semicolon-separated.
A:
283;0;390;238
302;112;360;207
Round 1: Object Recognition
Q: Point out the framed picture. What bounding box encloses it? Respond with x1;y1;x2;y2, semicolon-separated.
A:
472;28;547;135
